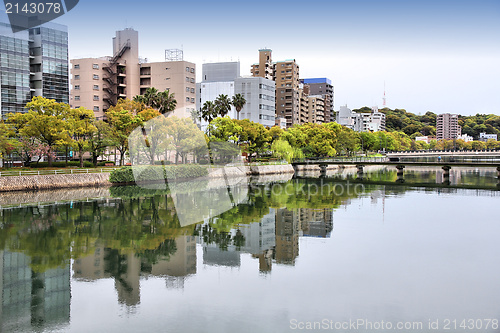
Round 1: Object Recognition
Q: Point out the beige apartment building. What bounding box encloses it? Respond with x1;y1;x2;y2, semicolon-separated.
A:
251;49;301;128
70;29;196;119
250;48;274;80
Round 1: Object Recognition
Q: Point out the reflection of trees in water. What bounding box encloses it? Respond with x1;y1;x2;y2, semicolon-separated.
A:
5;177;494;274
137;239;177;273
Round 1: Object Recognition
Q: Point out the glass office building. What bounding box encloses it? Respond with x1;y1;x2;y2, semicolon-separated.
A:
0;14;68;119
0;21;31;118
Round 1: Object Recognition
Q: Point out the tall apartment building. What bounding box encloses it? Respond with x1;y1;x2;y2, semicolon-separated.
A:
436;113;461;140
0;17;69;118
251;49;300;128
70;29;195;119
197;61;276;128
299;84;325;124
301;78;334;123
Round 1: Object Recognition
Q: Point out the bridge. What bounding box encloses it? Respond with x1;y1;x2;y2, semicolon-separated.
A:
291;156;500;187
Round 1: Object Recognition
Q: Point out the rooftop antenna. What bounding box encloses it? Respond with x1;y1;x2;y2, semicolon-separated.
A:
383;81;386;107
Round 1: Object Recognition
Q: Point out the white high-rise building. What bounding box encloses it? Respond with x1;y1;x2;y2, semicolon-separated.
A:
197;62;276;130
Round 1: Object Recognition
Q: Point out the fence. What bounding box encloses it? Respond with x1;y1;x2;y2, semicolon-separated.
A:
0;167;120;177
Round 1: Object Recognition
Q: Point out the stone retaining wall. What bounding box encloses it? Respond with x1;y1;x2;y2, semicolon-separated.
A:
0;173;111;192
0;164;295;192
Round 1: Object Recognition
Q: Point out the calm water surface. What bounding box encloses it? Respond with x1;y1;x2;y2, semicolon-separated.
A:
1;168;499;333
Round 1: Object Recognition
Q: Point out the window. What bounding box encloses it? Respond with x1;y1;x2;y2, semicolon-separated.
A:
190;68;195;73
74;75;80;80
190;98;195;103
186;87;190;92
74;64;80;69
74;96;80;101
186;97;190;102
186;67;190;72
74;85;80;90
190;78;195;83
93;74;99;80
93;95;99;101
93;64;99;69
186;77;189;82
190;88;195;93
93;106;99;111
93;85;99;90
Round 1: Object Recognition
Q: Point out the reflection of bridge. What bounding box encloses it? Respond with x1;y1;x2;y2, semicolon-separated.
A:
291;157;500;187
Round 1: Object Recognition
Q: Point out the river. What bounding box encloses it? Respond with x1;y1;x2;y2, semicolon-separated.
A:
0;167;499;332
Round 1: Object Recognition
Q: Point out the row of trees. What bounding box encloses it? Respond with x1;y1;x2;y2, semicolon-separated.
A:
365;107;500;139
2;90;499;168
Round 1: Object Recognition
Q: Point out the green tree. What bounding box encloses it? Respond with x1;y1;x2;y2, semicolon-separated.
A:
214;94;232;118
201;101;217;124
0;122;17;162
89;120;114;166
134;88;177;114
106;106;143;166
271;139;303;162
231;93;246;120
7;96;71;166
68;107;97;168
165;116;206;164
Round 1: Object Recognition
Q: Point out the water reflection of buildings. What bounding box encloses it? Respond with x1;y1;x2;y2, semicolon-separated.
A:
72;235;197;306
200;207;333;273
0;250;71;332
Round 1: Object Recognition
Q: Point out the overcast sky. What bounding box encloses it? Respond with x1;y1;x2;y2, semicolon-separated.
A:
45;0;500;116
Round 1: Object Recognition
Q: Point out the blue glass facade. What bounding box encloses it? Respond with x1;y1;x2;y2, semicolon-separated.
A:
0;22;31;117
0;16;68;118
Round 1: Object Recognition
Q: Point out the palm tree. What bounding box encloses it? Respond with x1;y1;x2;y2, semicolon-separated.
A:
134;88;177;114
157;90;177;114
201;101;217;124
231;93;246;120
214;94;231;118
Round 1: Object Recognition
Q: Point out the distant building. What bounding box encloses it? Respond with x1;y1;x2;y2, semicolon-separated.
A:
457;134;473;142
436;113;461;140
335;105;385;132
0;16;69;118
479;132;497;142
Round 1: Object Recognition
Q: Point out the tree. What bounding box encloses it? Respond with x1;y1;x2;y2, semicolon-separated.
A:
201;101;217;127
164;116;206;164
271;139;303;163
106;107;143;166
134;88;177;114
7;96;71;166
157;89;177;114
214;94;232;118
0;122;17;163
67;107;97;167
89;120;114;166
231;93;246;120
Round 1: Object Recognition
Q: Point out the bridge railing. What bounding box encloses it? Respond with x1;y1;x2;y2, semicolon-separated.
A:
293;156;388;164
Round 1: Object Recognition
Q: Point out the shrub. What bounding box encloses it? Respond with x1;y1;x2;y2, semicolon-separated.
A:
109;164;208;183
97;161;115;166
30;161;93;168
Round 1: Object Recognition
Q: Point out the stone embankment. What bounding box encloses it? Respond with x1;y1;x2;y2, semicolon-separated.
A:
0;164;295;192
0;173;111;192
